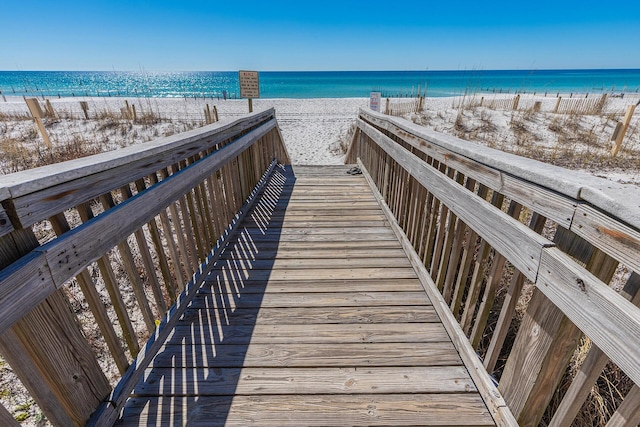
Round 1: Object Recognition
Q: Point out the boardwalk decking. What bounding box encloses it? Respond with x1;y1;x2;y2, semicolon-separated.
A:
115;165;496;426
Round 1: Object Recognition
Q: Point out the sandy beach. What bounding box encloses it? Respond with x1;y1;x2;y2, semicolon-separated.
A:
1;93;639;183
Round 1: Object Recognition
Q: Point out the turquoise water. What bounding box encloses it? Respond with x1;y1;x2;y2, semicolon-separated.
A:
1;70;639;99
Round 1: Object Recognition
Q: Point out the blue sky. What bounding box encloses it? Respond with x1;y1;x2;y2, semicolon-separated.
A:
1;0;639;71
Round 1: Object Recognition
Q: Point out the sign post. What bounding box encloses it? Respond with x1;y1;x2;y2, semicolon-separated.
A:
239;70;260;113
369;92;381;112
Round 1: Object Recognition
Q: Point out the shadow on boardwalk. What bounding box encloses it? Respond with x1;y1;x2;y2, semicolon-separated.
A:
115;166;294;426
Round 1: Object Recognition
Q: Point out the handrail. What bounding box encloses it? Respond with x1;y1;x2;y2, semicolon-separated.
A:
349;108;640;427
0;108;290;426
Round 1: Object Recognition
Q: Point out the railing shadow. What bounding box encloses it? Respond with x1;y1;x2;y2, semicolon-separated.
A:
115;165;294;426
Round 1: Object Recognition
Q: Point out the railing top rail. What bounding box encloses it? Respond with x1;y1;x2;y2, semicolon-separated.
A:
0;108;275;200
358;108;640;232
0;108;276;231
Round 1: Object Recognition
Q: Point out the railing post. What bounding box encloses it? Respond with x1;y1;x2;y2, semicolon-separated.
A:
0;228;111;426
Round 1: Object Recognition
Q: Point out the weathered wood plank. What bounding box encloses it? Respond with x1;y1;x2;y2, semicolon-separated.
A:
7;291;111;426
215;256;413;270
117;394;496;426
178;306;439;325
237;226;396;235
188;291;430;308
606;385;640;427
225;239;402;250
500;175;576;228
243;219;390;228
571;203;640;274
168;323;450;345
250;211;387;220
133;366;477;396
205;267;418;281
152;342;462;368
0;250;55;334
203;277;424;293
220;247;407;260
536;247;640;387
230;231;400;242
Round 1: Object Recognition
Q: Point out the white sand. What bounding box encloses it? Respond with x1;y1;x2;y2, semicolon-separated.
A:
1;93;639;183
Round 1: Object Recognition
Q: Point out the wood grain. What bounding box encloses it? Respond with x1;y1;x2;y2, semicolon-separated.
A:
117;394;495;426
133;366;477;396
152;342;461;368
537;247;640;387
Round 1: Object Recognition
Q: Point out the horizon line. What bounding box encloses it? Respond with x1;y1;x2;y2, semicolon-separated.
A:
2;67;640;73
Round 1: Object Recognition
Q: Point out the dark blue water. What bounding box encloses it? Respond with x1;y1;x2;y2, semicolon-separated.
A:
1;70;639;99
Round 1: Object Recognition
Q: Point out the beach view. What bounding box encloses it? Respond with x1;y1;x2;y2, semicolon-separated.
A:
1;1;639;426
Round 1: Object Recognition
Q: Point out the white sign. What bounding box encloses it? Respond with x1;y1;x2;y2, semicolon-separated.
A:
239;70;260;99
369;92;381;112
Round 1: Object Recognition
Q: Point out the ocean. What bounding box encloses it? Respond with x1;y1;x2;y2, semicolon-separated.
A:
1;69;639;99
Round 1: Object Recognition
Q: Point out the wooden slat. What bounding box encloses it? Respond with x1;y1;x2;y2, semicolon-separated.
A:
133;366;476;396
0;404;20;427
205;277;423;292
177;306;440;325
226;239;402;250
152;342;461;368
215;256;412;269
120;186;167;312
606;385;640;427
206;267;418;281
189;291;429;308
118;394;495;426
482;212;545;373
221;247;407;260
169;323;449;345
77;202;141;356
469;201;521;350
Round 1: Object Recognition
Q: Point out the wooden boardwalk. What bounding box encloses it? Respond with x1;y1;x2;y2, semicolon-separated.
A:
115;165;495;426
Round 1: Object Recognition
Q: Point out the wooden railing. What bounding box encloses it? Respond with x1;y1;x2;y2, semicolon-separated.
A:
384;96;424;116
347;108;640;427
0;108;289;426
